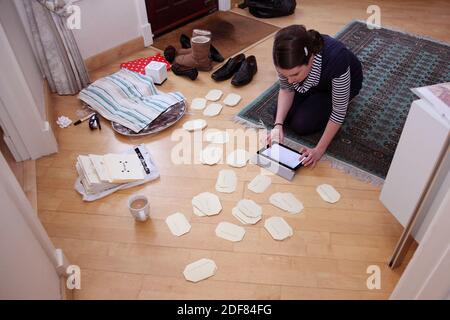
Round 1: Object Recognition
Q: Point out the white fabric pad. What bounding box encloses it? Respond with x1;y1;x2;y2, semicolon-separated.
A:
237;199;262;218
280;193;304;214
223;93;242;107
248;175;272;193
269;192;304;214
316;184;341;203
205;130;230;144
215;169;237;193
192;192;222;216
264;216;293;241
232;207;262;225
200;146;223;165
203;103;223;117
205;89;223;101
269;193;290;212
165;212;191;237
183;119;207;131
215;222;245;242
193;206;206;217
183;258;217;283
226;149;249;168
191;98;207;110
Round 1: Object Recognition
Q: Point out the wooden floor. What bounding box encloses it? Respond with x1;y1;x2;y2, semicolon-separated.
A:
36;0;450;299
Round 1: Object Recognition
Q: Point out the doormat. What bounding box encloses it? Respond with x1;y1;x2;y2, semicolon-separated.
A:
152;11;280;64
235;21;450;184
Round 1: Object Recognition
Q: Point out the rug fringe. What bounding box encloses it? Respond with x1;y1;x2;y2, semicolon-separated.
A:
322;155;385;186
232;114;267;129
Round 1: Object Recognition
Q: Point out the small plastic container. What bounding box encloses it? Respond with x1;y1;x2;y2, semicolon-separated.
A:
145;61;167;85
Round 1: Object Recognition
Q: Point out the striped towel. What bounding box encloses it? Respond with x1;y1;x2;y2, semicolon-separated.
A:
79;69;185;133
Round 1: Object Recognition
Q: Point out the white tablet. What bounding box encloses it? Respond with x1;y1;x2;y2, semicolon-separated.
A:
258;143;303;170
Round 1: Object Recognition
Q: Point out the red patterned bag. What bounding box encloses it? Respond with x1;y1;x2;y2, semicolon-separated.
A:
120;53;171;74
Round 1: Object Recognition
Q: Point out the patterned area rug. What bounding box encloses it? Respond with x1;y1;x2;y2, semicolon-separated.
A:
236;21;450;182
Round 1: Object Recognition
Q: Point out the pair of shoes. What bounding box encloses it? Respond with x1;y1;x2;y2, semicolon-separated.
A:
171;63;198;80
180;34;224;63
175;35;212;71
211;54;258;87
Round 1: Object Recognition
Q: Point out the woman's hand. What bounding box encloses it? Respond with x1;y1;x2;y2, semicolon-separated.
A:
299;146;325;168
266;125;284;145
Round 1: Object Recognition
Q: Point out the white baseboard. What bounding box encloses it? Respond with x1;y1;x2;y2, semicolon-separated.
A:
218;0;231;11
142;23;153;47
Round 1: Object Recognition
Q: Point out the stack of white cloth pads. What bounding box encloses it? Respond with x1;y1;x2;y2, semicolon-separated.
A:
232;199;262;225
75;144;159;201
78;69;185;133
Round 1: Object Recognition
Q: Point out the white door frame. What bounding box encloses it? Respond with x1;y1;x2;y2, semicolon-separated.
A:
0;22;57;161
0;152;70;299
135;0;153;47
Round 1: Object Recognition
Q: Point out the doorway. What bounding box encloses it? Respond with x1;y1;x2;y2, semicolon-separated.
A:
145;0;218;36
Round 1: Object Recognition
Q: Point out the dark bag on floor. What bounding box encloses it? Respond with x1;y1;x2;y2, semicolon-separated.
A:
247;0;296;18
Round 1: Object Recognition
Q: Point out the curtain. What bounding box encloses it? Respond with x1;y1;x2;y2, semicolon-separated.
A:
23;0;90;95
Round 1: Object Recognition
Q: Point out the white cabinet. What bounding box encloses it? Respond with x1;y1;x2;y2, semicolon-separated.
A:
380;99;450;242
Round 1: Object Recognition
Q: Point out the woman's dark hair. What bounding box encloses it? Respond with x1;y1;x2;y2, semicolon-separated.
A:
273;25;324;69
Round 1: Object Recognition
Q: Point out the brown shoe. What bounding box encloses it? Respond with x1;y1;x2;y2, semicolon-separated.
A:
171;63;198;80
163;45;176;63
180;33;224;62
164;45;192;63
175;36;212;71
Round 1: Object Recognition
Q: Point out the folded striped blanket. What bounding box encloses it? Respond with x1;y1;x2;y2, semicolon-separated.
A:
79;69;185;133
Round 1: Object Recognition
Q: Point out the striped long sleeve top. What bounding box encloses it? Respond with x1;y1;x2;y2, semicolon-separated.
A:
278;35;363;125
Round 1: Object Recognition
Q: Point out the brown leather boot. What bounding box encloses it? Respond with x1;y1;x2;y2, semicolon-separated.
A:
164;45;192;63
175;36;212;71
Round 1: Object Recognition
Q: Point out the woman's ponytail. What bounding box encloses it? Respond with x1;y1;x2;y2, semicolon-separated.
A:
273;25;324;69
307;29;324;55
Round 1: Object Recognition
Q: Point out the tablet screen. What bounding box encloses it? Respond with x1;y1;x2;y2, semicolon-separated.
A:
260;143;302;169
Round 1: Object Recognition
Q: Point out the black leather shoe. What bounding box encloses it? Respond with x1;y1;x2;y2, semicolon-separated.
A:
180;33;224;62
231;55;257;87
164;45;176;63
209;45;224;62
180;34;191;49
171;63;198;80
211;53;245;81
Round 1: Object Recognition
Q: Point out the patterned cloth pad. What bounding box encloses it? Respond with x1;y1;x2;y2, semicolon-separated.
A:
79;69;184;133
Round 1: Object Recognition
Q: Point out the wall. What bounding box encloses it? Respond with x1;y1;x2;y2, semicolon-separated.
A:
72;0;150;59
0;153;61;300
0;0;45;120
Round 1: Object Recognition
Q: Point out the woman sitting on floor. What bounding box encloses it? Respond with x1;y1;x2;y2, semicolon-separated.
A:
267;25;363;168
